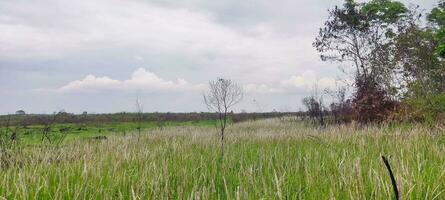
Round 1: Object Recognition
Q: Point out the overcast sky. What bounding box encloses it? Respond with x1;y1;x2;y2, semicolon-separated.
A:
0;0;437;114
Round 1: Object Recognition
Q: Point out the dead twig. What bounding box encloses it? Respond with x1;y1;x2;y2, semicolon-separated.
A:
381;155;399;200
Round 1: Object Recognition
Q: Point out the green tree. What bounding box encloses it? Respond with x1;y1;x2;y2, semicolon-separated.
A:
314;0;408;86
391;1;445;123
314;0;411;122
428;1;445;57
395;25;444;95
426;1;445;92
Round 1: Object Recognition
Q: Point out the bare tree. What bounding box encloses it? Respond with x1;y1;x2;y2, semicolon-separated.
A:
135;97;144;140
203;78;243;147
40;113;57;143
39;111;68;145
326;85;352;124
0;115;17;167
302;85;326;126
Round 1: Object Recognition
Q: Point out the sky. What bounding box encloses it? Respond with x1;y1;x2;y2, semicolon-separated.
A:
0;0;438;114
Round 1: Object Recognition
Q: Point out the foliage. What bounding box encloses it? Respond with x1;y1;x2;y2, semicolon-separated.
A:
327;86;353;123
352;75;397;123
315;0;445;124
397;91;445;124
314;0;413;123
395;23;445;95
361;0;407;24
428;1;445;57
15;110;25;115
314;0;408;81
302;96;326;126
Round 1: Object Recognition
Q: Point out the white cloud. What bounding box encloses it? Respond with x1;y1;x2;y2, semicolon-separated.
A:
57;69;339;95
281;70;317;88
0;0;325;84
317;77;338;89
1;0;385;113
245;70;339;94
58;68;205;93
281;70;337;90
244;83;282;94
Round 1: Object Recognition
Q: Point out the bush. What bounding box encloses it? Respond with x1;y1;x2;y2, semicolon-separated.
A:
303;96;326;126
329;99;353;124
352;76;397;123
397;94;445;124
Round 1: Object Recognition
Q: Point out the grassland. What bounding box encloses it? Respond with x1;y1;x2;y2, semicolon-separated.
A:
0;120;216;144
0;118;444;199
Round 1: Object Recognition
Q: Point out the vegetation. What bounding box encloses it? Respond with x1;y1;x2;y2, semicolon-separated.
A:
0;1;444;199
302;90;326;126
135;97;144;140
0;120;216;145
0;119;444;199
0;112;295;127
204;78;244;155
310;0;445;124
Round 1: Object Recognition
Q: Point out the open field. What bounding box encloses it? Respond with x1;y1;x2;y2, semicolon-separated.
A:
0;118;444;199
0;120;216;144
2;0;445;199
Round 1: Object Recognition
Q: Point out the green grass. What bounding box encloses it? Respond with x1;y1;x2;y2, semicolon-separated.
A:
0;120;216;144
1;119;445;199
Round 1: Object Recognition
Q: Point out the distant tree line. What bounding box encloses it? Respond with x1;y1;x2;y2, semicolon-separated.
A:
0;111;304;127
305;0;445;125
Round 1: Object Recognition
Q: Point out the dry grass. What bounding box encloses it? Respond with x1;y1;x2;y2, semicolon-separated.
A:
0;118;444;199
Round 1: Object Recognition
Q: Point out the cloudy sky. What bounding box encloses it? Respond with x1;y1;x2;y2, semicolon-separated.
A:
0;0;437;114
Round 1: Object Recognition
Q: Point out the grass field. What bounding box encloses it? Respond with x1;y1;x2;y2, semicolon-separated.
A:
0;118;444;199
0;120;216;144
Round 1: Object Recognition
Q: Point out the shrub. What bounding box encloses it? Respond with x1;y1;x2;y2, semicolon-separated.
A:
397;93;445;124
352;76;397;123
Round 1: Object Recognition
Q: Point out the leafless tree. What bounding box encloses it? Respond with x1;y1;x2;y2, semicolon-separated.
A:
326;85;352;124
39;111;67;145
203;78;243;148
135;97;144;140
1;115;14;143
0;115;17;168
40;113;57;143
302;85;326;126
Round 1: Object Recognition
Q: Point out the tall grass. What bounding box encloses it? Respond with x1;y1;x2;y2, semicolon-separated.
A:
0;119;444;199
